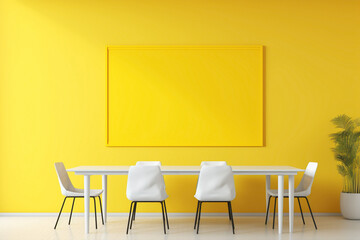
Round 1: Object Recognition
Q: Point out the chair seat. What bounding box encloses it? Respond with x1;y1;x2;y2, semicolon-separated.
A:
194;193;234;201
267;189;309;197
64;188;103;197
127;193;168;202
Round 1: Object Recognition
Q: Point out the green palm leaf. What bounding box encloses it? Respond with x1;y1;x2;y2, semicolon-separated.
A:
330;114;360;193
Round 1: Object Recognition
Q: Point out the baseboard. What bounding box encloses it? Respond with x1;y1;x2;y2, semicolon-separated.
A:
0;212;341;217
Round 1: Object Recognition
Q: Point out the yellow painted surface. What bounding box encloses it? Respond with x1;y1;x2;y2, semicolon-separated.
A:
107;46;263;146
0;0;360;213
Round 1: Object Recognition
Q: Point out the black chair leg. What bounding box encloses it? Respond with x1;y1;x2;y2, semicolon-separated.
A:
297;197;305;225
98;196;104;225
54;197;67;229
132;202;137;222
92;197;97;229
272;197;277;229
227;202;232;220
265;196;271;225
163;201;169;229
130;202;137;229
229;202;235;234
160;201;166;234
196;201;202;234
305;197;317;230
126;202;134;234
68;197;75;225
194;201;200;229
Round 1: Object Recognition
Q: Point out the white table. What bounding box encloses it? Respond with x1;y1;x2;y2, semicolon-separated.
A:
68;165;303;234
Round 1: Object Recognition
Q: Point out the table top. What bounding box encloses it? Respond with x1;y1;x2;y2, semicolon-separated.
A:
68;165;304;175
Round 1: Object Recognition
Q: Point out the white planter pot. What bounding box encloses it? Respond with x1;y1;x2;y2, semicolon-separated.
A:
340;192;360;219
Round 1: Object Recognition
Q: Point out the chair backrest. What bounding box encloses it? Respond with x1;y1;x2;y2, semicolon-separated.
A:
296;162;318;194
200;161;227;167
54;162;76;195
136;161;162;166
195;165;235;201
126;165;167;201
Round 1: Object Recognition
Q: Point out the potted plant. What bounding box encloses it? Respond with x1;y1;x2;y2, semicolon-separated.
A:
330;114;360;219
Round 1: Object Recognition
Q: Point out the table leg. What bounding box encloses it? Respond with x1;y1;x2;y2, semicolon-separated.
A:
84;175;90;234
278;175;284;234
102;175;108;223
265;175;271;211
289;175;294;233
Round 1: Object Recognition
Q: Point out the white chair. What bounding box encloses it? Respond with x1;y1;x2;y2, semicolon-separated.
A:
54;162;104;229
265;162;318;229
131;161;162;224
136;161;161;166
194;165;236;234
126;165;169;234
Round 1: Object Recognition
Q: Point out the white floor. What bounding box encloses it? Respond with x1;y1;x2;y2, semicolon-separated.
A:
1;215;360;240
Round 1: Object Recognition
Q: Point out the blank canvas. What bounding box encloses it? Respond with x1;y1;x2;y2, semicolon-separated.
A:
107;46;263;146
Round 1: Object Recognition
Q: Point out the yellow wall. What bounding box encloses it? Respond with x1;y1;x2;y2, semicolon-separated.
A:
1;0;360;213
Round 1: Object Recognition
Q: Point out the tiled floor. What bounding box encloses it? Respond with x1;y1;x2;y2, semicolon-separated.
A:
1;215;360;240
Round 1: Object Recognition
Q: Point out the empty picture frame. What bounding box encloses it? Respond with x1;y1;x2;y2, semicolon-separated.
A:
107;45;264;146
